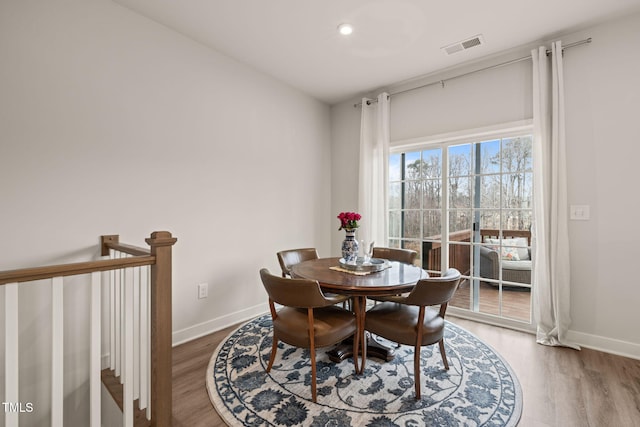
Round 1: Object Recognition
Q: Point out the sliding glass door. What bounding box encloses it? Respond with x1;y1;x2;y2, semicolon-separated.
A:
389;130;533;325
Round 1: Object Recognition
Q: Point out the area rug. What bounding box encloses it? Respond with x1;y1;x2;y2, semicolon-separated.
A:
206;314;522;426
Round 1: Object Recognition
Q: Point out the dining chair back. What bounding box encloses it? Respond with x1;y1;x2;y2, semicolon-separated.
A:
372;247;417;265
364;268;461;399
259;268;361;402
276;248;319;277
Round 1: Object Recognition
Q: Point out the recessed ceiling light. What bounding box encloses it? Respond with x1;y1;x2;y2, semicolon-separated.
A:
337;23;353;36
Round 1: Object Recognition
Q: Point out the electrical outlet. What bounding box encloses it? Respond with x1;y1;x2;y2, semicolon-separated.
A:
197;283;208;299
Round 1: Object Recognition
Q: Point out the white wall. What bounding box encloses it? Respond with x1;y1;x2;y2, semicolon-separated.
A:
0;0;331;424
330;101;363;248
331;12;640;358
562;14;640;352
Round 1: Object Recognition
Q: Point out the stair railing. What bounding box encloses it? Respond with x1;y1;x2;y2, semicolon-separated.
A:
0;231;176;427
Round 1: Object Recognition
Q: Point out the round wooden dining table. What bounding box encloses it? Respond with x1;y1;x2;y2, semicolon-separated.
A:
291;257;427;365
290;257;425;296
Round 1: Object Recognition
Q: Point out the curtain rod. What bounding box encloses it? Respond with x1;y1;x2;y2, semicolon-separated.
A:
354;37;592;107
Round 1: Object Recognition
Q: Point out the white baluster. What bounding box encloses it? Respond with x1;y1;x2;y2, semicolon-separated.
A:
133;267;140;401
110;249;116;370
116;252;124;379
139;266;149;413
90;271;101;427
51;276;64;427
145;266;152;419
4;283;19;427
123;267;134;427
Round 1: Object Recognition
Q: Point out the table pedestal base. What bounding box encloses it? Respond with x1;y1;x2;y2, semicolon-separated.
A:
327;333;395;363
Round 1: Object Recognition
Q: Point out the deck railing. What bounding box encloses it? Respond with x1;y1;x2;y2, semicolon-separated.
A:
0;231;176;427
422;229;472;273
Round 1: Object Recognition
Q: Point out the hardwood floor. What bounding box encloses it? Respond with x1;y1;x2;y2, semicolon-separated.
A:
170;318;640;427
453;318;640;427
171;326;237;427
451;279;532;322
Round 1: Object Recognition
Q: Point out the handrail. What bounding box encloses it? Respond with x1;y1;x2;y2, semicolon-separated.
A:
101;234;151;257
0;256;155;285
0;234;155;286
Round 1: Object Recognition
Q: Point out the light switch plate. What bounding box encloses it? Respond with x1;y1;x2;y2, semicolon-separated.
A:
570;205;590;220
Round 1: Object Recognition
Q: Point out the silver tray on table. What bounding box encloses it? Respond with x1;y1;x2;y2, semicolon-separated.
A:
338;257;389;273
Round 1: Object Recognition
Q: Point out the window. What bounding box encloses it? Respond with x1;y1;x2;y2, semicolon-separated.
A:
388;126;533;324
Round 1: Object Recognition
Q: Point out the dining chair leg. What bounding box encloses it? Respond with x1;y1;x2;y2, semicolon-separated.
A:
310;347;317;402
308;309;318;403
266;335;278;372
352;336;360;374
357;296;367;375
438;339;449;370
413;344;421;400
352;297;360;375
360;329;367;375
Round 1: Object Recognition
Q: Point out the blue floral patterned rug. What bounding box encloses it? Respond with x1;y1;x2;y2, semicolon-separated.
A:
206;314;522;426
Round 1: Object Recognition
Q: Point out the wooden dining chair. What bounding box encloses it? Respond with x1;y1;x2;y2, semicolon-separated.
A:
259;268;362;402
364;268;462;400
276;248;319;277
372;247;417;265
369;247;419;308
277;248;349;305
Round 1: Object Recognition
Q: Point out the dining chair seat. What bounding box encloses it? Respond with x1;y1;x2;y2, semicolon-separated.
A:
365;304;444;346
273;306;358;348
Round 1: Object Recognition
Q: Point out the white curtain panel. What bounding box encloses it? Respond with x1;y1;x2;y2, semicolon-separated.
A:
531;42;579;349
358;92;390;248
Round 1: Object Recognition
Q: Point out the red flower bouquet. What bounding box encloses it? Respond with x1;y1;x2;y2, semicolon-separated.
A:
337;212;361;231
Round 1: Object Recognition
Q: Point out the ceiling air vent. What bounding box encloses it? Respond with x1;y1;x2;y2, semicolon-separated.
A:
442;34;484;56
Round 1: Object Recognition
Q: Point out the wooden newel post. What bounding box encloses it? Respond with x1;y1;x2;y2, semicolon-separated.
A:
101;235;119;256
146;231;177;427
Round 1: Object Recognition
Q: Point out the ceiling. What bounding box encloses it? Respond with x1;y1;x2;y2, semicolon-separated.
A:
114;0;640;105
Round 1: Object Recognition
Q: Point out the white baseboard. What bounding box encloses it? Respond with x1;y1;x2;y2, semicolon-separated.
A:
448;308;537;334
567;330;640;361
449;309;640;361
171;302;270;347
